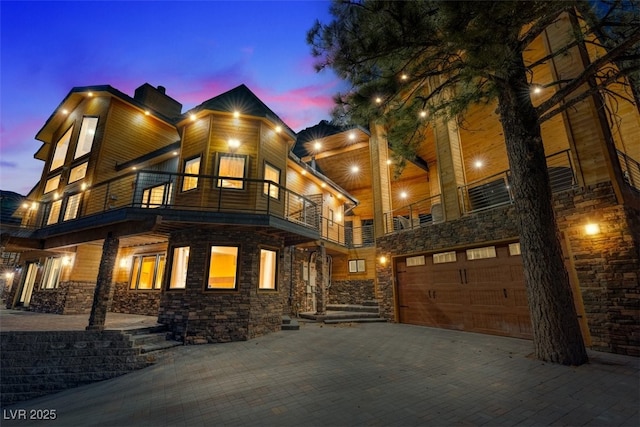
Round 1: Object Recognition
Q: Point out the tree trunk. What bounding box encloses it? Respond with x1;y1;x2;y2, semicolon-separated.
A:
496;55;588;365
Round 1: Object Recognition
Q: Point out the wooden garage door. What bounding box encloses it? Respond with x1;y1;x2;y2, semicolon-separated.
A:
396;244;532;339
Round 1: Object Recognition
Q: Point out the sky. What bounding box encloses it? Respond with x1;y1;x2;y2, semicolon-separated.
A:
0;0;346;195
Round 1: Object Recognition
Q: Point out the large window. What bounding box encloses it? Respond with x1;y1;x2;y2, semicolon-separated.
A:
68;162;88;183
142;183;172;208
263;163;280;199
74;117;98;159
182;156;201;191
259;249;277;290
51;127;72;171
44;175;61;194
47;200;62;225
208;246;238;289
169;246;189;289
63;193;82;221
217;154;246;189
41;257;63;289
129;254;165;290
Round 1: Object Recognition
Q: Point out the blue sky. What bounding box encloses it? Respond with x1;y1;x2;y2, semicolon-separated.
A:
0;0;345;195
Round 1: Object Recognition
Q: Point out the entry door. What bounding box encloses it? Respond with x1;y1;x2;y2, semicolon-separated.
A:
19;263;38;307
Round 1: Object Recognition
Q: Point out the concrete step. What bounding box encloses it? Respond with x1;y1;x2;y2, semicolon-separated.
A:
281;315;299;331
326;304;379;313
299;311;386;324
122;328;181;354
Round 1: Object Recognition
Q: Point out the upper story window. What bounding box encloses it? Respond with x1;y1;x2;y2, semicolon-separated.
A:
169;246;189;289
142;183;172;208
130;253;165;290
182;156;201;192
217;154;246;189
50;126;73;171
74;117;98;159
47;200;62;225
263;163;280;199
68;162;88;184
44;175;61;194
63;193;82;221
208;245;238;290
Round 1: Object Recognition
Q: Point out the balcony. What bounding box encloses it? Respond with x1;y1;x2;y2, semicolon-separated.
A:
617;149;640;192
383;194;443;234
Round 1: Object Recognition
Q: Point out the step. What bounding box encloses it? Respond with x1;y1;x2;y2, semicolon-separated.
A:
299;311;386;324
326;304;380;313
281;318;299;331
324;318;387;324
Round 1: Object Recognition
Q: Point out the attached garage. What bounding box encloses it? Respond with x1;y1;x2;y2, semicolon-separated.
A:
395;243;533;339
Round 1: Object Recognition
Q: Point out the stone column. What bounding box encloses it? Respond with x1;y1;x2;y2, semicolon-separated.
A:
86;233;119;331
314;244;327;315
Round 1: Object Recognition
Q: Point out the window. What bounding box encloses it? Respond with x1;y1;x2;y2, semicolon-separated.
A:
41;257;63;289
68;162;88;183
129;254;165;290
142;183;172;208
44;175;61;194
348;259;366;273
263;163;280;199
259;249;277;290
466;246;497;260
182;156;201;191
217;154;246;189
406;255;426;266
50;127;72;171
433;251;457;264
74;117;98;159
509;243;521;256
47;200;62;225
208;246;238;289
63;193;82;221
169;246;189;289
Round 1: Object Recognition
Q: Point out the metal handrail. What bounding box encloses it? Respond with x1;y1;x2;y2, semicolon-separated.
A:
383;194;443;234
617;149;640;191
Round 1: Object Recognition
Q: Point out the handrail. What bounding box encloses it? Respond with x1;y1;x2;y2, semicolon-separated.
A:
383;193;443;234
617;149;640;191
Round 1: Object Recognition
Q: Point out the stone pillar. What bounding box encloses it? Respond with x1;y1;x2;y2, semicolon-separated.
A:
314;244;327;315
87;233;119;331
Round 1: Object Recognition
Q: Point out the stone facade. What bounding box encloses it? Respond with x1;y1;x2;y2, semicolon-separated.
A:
111;282;161;316
329;279;376;305
27;281;95;315
158;228;285;344
376;182;640;356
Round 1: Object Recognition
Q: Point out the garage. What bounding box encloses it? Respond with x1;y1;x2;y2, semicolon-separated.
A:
396;243;532;339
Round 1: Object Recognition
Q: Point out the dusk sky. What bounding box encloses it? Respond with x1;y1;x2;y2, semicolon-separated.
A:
0;1;346;195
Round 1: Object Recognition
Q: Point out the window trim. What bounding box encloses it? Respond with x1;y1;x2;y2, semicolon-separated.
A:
216;153;248;190
348;259;366;273
263;162;281;200
44;175;61;194
68;161;89;184
258;247;278;291
206;244;240;291
50;125;73;172
182;155;201;192
167;245;190;290
74;116;99;160
63;193;82;221
47;199;62;225
129;253;165;291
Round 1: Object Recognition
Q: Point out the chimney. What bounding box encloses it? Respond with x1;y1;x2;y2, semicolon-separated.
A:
134;83;182;117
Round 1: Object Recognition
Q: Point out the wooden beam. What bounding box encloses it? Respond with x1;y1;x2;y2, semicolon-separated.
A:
301;142;369;162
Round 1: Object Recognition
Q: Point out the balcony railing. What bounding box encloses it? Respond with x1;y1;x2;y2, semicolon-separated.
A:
383;194;443;234
20;170;375;248
458;149;577;214
617;149;640;191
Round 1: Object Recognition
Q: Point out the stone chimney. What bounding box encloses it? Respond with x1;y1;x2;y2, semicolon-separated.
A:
134;83;182;118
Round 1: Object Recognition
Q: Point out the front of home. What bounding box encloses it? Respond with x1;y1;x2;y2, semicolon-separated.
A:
2;12;639;354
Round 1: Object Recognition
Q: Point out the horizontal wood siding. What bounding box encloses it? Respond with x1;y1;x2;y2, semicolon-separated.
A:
331;247;377;281
174;117;211;208
69;244;102;282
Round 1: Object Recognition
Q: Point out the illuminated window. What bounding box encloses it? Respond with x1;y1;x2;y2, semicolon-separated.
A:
263;163;280;199
169;246;189;289
182;156;201;191
63;193;82;221
68;162;88;183
51;127;72;171
142;183;172;208
509;243;521;256
41;257;63;289
44;175;61;194
466;246;497;260
259;249;277;290
129;254;165;290
74;117;98;159
217;154;246;189
47;200;62;225
208;246;238;289
348;259;366;273
433;251;456;264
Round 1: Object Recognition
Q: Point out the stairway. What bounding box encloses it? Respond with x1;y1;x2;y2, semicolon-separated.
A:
121;325;182;354
299;300;386;324
281;315;300;331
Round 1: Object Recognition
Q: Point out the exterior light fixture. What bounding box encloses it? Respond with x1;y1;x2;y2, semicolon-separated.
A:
144;110;150;116
119;257;131;269
61;256;72;267
22;202;29;209
401;74;408;80
375;97;382;104
31;202;38;210
132;166;137;170
172;151;178;156
53;192;60;200
348;133;356;141
228;138;241;149
400;191;408;199
585;223;600;236
379;256;387;265
321;183;327;188
88;92;94;97
301;170;307;175
275;126;282;133
81;183;88;191
314;141;322;151
386;159;392;165
190;113;196;121
350;165;360;174
62;109;69;115
419;111;427;118
233;111;240;118
474;160;483;168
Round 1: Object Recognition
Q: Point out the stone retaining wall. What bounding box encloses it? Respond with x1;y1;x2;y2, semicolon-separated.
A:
111;282;161;316
329;279;376;305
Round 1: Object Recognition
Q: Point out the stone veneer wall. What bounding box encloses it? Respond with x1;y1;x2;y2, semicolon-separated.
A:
27;282;95;315
329;279;376;305
283;247;316;314
111;282;161;316
158;228;285;344
376;182;639;356
553;182;639;356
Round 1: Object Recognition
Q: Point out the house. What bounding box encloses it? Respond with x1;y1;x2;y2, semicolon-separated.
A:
1;12;638;355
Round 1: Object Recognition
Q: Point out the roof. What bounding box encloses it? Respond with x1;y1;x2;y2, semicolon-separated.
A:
184;84;296;139
293;120;369;158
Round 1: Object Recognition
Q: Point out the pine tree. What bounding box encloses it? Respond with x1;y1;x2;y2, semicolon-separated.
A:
308;0;639;365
